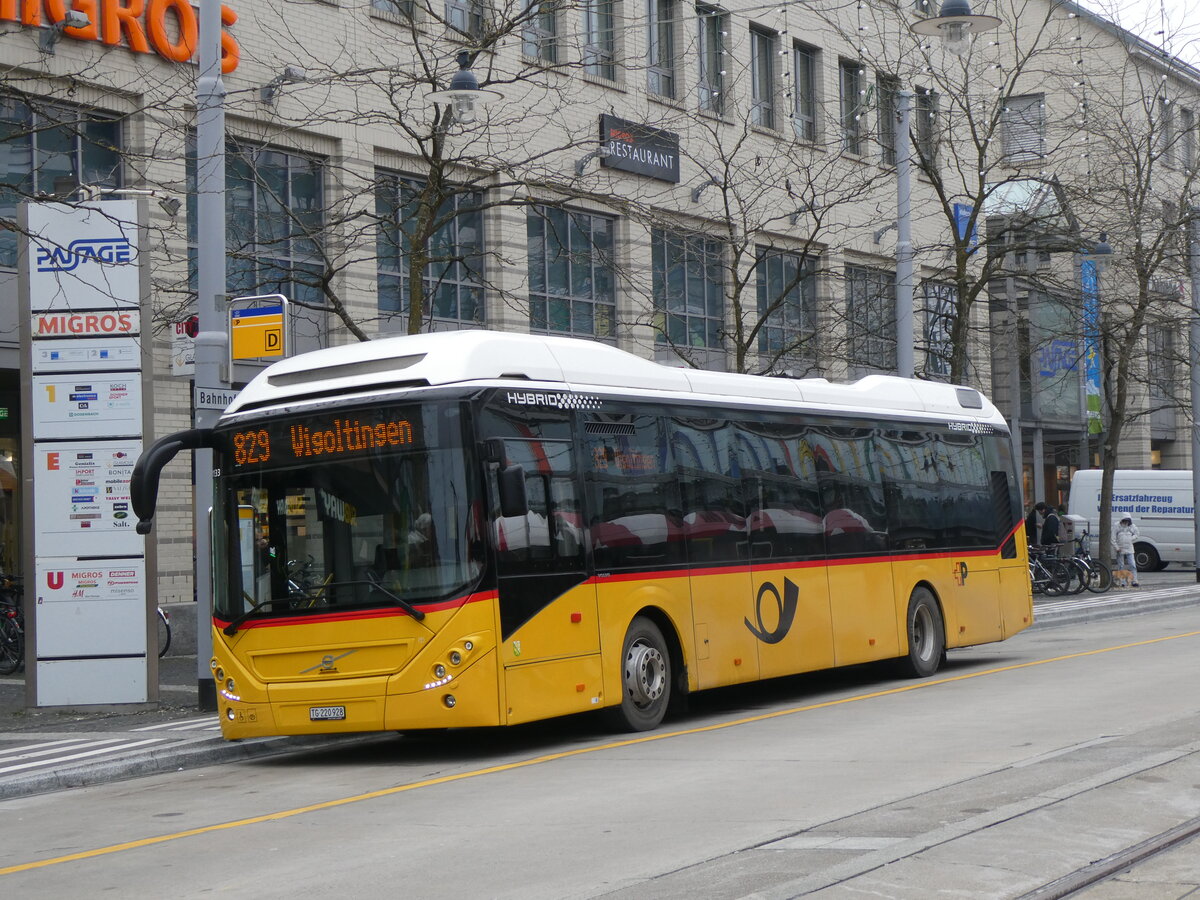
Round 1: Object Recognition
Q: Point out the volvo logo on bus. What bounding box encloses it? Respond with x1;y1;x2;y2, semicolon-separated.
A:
745;578;799;644
36;238;135;272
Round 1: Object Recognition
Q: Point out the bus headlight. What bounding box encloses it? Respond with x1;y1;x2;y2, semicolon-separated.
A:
443;694;456;708
434;664;447;679
449;650;462;666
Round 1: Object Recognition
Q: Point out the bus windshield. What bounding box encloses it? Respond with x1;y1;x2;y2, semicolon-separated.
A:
213;401;483;623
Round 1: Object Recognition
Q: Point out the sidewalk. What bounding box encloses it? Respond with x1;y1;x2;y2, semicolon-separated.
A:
2;575;1199;801
0;602;367;800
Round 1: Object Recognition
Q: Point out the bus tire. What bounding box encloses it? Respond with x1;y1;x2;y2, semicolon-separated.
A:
608;616;671;732
901;588;944;678
1133;543;1160;573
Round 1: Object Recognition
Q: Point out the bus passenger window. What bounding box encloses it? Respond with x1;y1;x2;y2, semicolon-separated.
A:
735;421;824;561
584;414;685;570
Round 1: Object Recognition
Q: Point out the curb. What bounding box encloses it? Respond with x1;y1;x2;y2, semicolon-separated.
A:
1031;589;1200;630
0;731;383;801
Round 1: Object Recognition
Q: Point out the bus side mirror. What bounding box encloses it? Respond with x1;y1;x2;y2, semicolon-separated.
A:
498;465;528;518
132;428;217;533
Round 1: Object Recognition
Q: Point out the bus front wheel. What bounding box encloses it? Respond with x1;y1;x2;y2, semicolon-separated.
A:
608;616;671;732
901;588;945;678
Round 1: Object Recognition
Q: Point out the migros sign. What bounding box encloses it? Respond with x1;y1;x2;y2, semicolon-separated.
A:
2;0;241;73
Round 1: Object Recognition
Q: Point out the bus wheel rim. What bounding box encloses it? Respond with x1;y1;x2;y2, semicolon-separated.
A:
624;640;666;708
913;606;933;660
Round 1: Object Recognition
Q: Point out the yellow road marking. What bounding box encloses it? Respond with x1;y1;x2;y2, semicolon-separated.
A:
4;628;1200;877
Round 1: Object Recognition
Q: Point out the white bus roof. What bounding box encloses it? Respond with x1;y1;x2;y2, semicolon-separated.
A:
225;330;1004;425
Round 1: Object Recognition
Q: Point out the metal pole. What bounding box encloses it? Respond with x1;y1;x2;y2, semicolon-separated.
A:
1189;206;1200;583
194;0;227;710
896;90;915;378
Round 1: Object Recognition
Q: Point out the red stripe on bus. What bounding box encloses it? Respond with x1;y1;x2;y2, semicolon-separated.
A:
212;589;498;629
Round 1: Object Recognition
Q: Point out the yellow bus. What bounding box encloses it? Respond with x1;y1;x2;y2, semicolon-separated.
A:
133;331;1032;738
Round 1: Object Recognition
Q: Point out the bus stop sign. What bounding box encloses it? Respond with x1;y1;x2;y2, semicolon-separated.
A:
230;304;285;360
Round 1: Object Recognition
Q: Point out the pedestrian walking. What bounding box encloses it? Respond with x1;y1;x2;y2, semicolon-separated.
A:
1111;514;1140;587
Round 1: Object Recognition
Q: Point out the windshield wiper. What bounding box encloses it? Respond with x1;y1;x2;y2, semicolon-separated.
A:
223;577;426;635
223;597;294;636
364;571;426;621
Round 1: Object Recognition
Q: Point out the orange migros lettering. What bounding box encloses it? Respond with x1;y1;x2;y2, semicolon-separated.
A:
1;0;240;73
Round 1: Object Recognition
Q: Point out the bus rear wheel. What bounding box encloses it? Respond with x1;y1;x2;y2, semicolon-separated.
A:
608;616;671;732
901;588;945;678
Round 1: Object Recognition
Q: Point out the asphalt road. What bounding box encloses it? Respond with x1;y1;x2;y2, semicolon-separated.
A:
3;602;1200;898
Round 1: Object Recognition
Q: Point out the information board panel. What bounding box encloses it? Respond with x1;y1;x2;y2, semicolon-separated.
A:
32;440;143;558
31;373;142;438
34;558;147;657
32;337;141;373
26;201;141;311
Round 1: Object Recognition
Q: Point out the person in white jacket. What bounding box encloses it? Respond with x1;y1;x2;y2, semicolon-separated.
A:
1111;514;1140;586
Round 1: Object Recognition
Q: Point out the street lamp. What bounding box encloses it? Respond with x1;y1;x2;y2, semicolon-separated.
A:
427;51;502;125
893;0;1000;379
910;0;1001;57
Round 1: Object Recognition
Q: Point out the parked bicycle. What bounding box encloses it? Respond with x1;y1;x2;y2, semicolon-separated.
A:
157;606;171;658
1071;530;1112;594
0;574;24;676
1028;545;1070;596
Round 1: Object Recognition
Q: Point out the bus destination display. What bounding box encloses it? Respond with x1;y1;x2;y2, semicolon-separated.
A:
230;414;416;469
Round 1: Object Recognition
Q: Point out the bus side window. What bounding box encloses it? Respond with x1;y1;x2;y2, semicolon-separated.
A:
671;419;746;564
735;420;823;561
584;414;685;569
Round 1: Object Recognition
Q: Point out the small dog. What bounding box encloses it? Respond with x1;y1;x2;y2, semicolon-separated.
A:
1112;569;1135;588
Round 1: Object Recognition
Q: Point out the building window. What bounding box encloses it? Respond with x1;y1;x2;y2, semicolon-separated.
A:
840;60;864;154
750;27;776;129
757;247;817;369
371;0;414;17
1180;107;1195;170
445;0;484;34
647;0;676;98
583;0;616;80
1159;96;1175;166
527;206;615;340
697;5;726;113
0;97;121;269
186;140;324;308
921;281;957;379
1002;94;1044;163
652;229;723;349
1148;324;1175;404
845;264;896;373
877;75;899;165
792;43;817;142
522;1;558;62
915;87;938;164
376;175;484;327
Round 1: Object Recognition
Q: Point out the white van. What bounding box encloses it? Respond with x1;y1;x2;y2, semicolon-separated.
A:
1067;469;1195;571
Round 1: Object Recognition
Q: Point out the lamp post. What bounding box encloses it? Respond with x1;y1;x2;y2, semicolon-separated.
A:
193;0;227;711
897;0;999;379
1189;206;1200;582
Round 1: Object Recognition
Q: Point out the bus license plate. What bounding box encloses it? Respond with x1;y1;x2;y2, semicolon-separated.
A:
309;706;346;721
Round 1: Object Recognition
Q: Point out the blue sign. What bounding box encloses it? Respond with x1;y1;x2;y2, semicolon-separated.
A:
952;203;978;253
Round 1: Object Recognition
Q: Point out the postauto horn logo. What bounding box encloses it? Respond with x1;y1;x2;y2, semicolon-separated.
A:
36;238;134;273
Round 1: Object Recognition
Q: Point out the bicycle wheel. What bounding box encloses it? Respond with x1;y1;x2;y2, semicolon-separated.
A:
1041;559;1071;596
1083;559;1112;593
0;614;22;676
157;607;171;658
1066;558;1088;594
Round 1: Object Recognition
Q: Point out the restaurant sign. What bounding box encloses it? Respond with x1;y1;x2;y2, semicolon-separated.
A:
599;115;680;184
